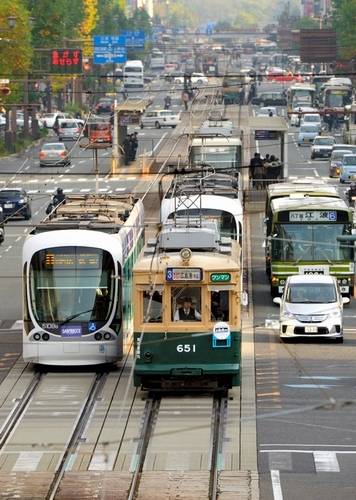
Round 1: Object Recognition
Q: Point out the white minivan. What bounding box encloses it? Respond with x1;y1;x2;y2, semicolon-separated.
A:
140;110;181;129
274;275;348;343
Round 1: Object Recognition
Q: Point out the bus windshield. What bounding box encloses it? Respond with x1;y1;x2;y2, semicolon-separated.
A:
272;223;352;261
326;91;351;107
30;246;116;324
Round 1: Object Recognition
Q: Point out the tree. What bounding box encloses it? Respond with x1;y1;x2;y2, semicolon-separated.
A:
333;0;356;59
27;0;84;48
0;0;32;103
94;0;128;35
79;0;98;55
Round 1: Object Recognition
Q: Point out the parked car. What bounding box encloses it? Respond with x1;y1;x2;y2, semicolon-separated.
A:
257;106;278;117
297;124;320;146
39;142;71;167
140;110;181;129
174;73;208;85
274;275;348;343
340;154;356;183
0;188;31;220
58;119;83;141
329;149;351;177
310;135;335;159
251;92;287;106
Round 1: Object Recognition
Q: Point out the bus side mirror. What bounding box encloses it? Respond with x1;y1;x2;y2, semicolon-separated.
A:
273;297;282;305
342;297;350;305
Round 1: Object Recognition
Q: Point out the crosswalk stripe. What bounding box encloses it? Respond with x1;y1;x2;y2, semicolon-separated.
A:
313;451;340;472
270;470;284;500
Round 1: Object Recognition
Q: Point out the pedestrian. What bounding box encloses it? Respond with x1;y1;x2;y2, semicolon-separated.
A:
53;116;60;136
123;135;131;165
250;153;264;189
130;132;138;161
182;91;189;111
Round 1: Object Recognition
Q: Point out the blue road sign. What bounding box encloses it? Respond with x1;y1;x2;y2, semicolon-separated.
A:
93;35;127;64
121;31;145;48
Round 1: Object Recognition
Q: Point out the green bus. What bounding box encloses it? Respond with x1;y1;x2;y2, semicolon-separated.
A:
266;195;354;297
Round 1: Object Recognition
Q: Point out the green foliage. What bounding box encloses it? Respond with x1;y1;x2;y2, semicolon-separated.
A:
333;0;356;59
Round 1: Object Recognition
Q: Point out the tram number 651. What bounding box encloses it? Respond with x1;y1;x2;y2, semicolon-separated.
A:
176;344;196;353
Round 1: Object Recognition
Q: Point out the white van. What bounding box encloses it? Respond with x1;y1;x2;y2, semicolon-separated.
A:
140;110;181;129
123;60;144;88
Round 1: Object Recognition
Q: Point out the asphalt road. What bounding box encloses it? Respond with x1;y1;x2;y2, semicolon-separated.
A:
252;82;356;500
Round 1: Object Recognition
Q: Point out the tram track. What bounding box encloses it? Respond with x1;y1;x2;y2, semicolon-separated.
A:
0;370;43;450
209;393;228;500
46;371;109;500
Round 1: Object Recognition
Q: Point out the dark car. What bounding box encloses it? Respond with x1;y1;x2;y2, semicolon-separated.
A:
95;98;114;114
0;206;4;242
0;188;31;220
251;92;287;106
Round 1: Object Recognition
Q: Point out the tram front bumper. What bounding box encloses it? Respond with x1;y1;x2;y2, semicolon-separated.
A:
23;340;121;365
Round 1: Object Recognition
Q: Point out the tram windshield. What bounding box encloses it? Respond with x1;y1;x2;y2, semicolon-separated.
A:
190;146;241;170
30;246;115;323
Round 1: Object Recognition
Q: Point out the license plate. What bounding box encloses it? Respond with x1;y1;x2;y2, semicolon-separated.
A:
305;326;317;333
4;204;13;208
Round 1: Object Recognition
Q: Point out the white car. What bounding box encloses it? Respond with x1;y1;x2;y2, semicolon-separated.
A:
300;113;322;131
174;73;208;85
257;106;278;117
40;112;70;128
310;135;335;159
140;110;181;129
57;119;84;141
274;275;348;343
290;106;317;127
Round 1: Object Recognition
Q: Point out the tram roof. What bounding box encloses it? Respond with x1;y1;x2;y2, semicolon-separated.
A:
33;194;138;233
271;195;349;212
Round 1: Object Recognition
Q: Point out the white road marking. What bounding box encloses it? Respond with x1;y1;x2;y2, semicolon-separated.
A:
11;320;23;330
46;189;53;193
80;188;91;192
270;470;283;500
145;132;168;156
313;169;320;177
12;451;43;472
4;245;12;253
98;188;109;192
77;178;88;182
115;187;126;192
261;444;356;448
63;188;73;193
27;190;38;194
11;179;22;184
79;160;86;164
284;384;337;389
89;451;116;471
28;179;39;184
261;449;356;454
313;451;340;472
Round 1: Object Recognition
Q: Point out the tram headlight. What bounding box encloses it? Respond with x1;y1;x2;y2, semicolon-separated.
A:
341;278;349;285
33;333;41;341
103;332;111;340
42;333;49;341
144;351;153;361
94;332;103;341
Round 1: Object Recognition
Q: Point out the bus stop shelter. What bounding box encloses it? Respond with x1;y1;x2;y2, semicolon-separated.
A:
249;116;289;178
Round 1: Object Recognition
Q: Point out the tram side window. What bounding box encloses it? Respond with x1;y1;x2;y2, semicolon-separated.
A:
142;290;162;323
172;287;202;321
211;290;229;322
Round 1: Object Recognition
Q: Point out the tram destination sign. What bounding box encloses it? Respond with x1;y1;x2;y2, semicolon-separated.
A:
289;210;337;222
166;267;202;282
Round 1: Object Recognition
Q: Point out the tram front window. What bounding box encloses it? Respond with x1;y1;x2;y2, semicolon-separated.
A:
143;290;162;323
172;287;201;321
30;247;115;324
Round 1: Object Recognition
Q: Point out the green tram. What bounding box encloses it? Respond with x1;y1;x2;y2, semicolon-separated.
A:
133;220;241;390
266;195;354;297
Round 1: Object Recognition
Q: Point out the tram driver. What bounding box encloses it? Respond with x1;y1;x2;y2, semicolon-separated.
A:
174;297;201;321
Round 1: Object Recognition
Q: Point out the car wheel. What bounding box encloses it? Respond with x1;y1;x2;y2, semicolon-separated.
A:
155;121;161;129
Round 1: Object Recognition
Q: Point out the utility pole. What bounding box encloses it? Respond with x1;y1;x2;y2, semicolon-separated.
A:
112;99;120;175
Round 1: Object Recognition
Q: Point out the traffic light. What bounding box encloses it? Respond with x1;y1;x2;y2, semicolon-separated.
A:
0;87;11;96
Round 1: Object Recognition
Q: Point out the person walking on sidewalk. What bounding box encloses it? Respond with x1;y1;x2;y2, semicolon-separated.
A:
130;132;138;161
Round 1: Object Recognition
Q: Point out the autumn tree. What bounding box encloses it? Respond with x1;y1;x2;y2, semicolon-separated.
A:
333;0;356;59
0;0;32;103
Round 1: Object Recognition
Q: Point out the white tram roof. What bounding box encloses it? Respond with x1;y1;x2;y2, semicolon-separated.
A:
33;195;140;233
271;195;349;213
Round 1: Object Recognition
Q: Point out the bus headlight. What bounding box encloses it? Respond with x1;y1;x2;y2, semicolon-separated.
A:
271;276;279;285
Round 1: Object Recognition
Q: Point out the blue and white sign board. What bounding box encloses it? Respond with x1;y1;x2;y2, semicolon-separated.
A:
121;31;145;48
93;35;127;64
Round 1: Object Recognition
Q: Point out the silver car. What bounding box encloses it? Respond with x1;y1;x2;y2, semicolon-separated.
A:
274;275;348;343
39;142;71;167
297;124;320;146
58;119;83;141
